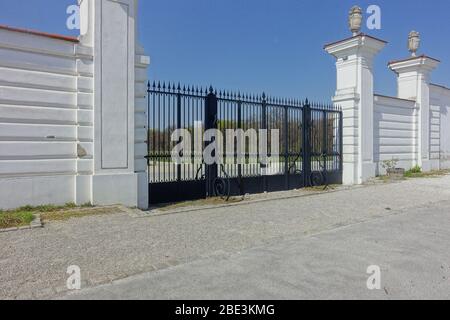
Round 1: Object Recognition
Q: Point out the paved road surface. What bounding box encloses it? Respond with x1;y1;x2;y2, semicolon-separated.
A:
2;175;450;299
65;198;450;300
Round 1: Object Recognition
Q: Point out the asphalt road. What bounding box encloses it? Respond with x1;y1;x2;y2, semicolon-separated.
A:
65;198;450;300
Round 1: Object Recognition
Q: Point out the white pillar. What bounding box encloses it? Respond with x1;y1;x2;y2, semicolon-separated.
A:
79;0;149;208
388;56;439;171
135;34;151;209
325;34;386;184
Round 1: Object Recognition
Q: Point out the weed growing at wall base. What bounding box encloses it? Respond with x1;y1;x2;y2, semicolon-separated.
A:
404;165;422;177
0;211;34;229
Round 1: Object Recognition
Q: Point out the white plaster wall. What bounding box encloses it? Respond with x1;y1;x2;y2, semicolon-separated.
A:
373;95;418;175
430;104;441;165
0;28;94;209
430;84;450;169
0;1;149;210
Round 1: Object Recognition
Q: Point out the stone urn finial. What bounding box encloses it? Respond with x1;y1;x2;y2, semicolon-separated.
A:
349;6;363;36
408;31;420;57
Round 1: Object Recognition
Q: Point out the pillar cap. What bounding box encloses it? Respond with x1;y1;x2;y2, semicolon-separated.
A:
324;33;387;58
388;55;440;74
324;33;387;49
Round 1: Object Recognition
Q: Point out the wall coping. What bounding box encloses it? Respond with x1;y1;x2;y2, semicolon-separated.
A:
374;94;417;110
430;83;450;92
0;24;79;43
374;94;416;103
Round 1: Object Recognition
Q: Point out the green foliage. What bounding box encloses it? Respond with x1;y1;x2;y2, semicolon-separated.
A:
404;165;422;177
0;203;98;228
0;211;34;229
409;165;422;174
403;167;450;179
17;204;61;213
404;165;425;177
4;203;89;214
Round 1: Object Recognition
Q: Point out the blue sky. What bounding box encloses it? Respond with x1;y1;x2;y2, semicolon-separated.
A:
0;0;449;101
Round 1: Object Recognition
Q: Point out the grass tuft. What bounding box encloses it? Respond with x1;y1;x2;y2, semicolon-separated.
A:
15;203;81;213
0;211;34;229
40;208;114;222
0;202;100;228
404;168;450;179
404;165;422;177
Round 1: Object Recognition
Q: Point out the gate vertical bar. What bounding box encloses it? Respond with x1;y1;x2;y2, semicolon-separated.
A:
237;98;242;181
284;105;289;189
146;81;150;172
339;108;343;180
205;87;218;197
177;86;182;182
303;99;311;187
146;81;151;202
322;109;328;178
261;93;267;192
237;97;244;195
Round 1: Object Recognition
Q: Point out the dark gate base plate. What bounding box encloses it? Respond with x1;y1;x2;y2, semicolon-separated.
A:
149;180;206;205
149;171;342;205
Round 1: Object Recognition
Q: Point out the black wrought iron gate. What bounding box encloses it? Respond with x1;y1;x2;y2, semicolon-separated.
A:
147;82;342;205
